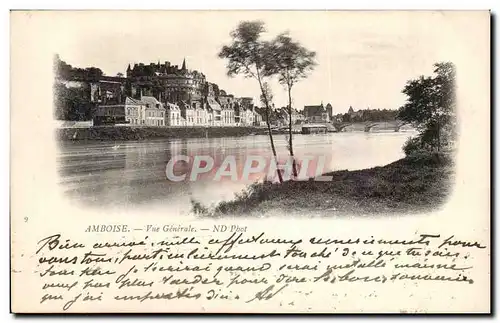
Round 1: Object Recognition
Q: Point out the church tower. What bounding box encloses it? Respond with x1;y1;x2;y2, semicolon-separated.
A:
126;64;132;78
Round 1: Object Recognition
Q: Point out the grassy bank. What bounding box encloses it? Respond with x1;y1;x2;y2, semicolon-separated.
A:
56;126;266;141
192;152;455;217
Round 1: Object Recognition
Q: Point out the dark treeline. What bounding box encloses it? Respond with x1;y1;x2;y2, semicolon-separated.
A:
53;83;93;121
53;55;104;121
334;109;399;123
56;126;262;141
54;55;104;81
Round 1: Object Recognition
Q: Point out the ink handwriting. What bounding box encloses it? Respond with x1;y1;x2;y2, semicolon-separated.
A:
32;232;487;311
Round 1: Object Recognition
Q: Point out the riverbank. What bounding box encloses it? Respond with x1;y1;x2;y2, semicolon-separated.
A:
191;152;454;217
56;123;414;141
56;126;268;141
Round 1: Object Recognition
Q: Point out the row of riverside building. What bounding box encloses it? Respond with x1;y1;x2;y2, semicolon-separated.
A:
89;58;266;127
56;56;337;127
95;94;264;127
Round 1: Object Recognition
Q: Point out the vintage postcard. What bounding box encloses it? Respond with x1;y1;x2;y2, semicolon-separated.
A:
10;10;490;313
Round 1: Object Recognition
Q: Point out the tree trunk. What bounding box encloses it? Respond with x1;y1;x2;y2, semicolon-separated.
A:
257;75;283;184
287;86;298;178
265;106;283;183
437;118;441;152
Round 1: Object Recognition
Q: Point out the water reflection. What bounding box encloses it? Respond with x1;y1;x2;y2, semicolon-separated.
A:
57;131;416;212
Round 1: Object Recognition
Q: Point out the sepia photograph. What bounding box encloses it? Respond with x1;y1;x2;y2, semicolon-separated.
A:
10;10;491;314
54;11;456;218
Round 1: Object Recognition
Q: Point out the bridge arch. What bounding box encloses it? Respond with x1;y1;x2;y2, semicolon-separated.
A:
332;122;352;132
364;123;377;132
394;121;409;132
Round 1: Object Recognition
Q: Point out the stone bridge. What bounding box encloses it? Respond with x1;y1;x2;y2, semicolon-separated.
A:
331;121;410;133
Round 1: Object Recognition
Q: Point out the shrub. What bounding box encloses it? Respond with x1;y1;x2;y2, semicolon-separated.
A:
402;137;428;156
190;198;210;216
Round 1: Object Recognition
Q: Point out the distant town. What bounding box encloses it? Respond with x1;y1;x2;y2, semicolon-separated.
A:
54;55;399;130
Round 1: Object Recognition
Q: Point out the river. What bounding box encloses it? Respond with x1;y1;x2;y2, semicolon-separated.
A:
57;131;416;214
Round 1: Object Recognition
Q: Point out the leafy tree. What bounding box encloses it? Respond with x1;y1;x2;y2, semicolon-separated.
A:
398;62;456;154
264;32;317;178
53;82;93;121
54;54;104;81
218;20;283;183
54;54;73;80
84;67;104;81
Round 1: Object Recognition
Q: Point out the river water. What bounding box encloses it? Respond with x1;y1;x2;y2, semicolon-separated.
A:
57;131;416;214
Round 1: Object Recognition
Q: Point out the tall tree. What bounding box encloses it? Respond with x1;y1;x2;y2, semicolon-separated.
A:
398;62;456;153
265;32;317;178
53;82;92;121
218;20;283;183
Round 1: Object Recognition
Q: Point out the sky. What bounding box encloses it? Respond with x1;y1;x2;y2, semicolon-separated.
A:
53;11;459;114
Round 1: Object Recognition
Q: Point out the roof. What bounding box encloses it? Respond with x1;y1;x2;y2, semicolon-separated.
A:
100;80;123;85
302;124;328;128
207;98;221;111
304;104;326;117
219;96;233;105
141;96;159;105
141;96;165;109
166;102;180;110
125;97;144;106
97;104;125;108
101;76;127;82
276;108;289;118
179;101;193;110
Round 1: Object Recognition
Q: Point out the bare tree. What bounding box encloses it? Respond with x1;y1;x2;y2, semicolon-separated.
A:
265;32;317;178
218;20;283;183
